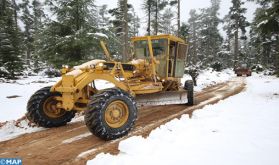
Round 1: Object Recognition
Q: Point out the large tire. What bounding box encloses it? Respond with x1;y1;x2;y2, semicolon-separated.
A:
84;88;137;140
26;86;76;128
184;80;194;106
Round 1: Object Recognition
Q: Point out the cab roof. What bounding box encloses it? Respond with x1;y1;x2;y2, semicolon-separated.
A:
131;34;185;44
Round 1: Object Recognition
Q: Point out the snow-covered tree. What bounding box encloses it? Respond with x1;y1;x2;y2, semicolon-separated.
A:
187;1;223;69
160;8;174;34
130;7;140;37
0;0;23;79
169;0;181;35
97;5;110;31
32;0;46;71
226;0;249;67
249;0;279;76
187;9;200;65
199;0;223;67
109;0;140;60
19;0;33;65
37;0;101;67
179;22;189;42
142;0;168;35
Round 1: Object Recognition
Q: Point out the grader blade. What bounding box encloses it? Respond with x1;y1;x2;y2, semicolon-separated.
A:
135;91;188;106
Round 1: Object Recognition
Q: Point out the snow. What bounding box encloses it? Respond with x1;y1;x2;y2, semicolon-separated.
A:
182;68;235;92
73;59;105;70
0;119;45;142
78;148;97;158
257;20;269;28
87;33;108;39
66;69;83;76
62;132;92;144
0;66;9;73
87;73;279;165
0;76;60;122
130;59;145;65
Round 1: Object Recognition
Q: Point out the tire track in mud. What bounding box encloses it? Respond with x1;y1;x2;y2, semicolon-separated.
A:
0;77;245;165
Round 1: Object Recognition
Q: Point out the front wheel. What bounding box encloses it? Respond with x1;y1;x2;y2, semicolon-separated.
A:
26;86;76;127
84;88;137;140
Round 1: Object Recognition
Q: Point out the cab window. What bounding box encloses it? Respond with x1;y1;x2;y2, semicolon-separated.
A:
134;39;167;59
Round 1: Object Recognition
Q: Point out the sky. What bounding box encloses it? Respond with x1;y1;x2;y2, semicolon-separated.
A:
96;0;258;36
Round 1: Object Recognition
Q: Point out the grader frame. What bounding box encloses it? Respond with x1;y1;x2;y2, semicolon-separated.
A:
50;35;189;111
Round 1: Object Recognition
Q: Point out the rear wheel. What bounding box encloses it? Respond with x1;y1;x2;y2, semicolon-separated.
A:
184;80;194;105
85;88;137;140
26;86;76;127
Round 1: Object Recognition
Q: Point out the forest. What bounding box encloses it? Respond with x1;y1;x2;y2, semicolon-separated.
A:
0;0;278;79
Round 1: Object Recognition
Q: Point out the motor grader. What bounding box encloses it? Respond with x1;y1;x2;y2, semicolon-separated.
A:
26;34;193;140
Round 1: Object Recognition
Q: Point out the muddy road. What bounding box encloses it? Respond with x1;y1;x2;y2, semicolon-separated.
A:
0;77;245;165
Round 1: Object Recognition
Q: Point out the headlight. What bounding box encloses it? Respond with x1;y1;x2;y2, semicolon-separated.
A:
62;65;69;69
97;63;104;67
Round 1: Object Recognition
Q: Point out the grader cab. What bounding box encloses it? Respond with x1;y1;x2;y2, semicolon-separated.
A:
26;35;193;140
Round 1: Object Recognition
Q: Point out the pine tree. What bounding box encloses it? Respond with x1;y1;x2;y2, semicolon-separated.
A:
179;22;189;42
151;0;168;35
142;0;168;35
32;0;46;71
0;0;23;79
249;0;279;76
109;1;132;37
98;5;110;31
227;0;249;67
199;0;223;67
169;0;181;36
130;7;140;37
96;5;121;58
38;0;100;67
109;0;140;61
142;0;154;35
123;0;128;61
160;8;174;34
187;9;200;65
19;0;33;65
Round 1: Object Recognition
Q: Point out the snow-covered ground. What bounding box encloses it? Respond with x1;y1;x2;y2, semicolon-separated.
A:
0;76;60;122
0;69;235;142
88;73;279;165
182;68;234;92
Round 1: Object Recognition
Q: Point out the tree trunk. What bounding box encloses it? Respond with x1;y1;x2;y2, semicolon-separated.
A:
0;0;6;16
147;0;151;35
234;26;239;68
193;21;197;64
177;0;180;36
155;0;158;35
123;0;128;62
12;0;18;27
75;0;80;31
26;29;31;65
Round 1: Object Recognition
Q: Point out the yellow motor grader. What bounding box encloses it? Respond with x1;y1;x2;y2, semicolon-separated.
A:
26;34;193;140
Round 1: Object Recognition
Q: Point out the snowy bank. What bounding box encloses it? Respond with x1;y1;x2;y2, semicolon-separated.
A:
88;73;279;165
182;68;235;92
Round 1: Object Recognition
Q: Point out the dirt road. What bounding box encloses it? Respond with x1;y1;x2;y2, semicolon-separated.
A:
0;77;245;165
